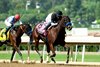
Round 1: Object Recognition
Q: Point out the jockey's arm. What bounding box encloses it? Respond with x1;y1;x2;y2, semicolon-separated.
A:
51;13;58;23
12;20;22;25
19;20;23;24
50;13;58;26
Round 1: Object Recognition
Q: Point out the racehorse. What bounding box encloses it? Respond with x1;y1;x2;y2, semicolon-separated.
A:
0;24;32;62
31;16;72;63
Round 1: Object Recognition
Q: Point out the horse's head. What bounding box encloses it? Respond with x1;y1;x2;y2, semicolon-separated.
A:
19;24;32;36
62;16;72;31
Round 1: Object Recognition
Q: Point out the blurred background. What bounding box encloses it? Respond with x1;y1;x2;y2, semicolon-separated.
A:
0;0;100;62
0;0;100;28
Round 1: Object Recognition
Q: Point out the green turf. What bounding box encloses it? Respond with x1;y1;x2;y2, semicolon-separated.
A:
0;52;100;62
0;22;6;28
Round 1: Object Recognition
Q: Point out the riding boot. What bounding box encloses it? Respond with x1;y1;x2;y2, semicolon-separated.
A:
5;26;11;38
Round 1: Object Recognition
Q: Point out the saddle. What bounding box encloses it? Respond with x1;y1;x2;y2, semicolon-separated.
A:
0;28;9;42
36;22;47;36
36;22;57;37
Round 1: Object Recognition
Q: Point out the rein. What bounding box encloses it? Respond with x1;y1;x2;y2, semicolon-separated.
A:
20;25;25;33
20;24;32;35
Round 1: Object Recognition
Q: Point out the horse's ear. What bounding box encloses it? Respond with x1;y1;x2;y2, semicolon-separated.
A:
64;16;70;22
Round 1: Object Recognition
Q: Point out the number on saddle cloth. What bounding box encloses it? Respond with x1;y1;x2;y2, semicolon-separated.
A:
36;22;47;36
0;28;7;41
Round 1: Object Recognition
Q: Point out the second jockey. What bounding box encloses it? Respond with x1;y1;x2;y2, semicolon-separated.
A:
4;14;22;38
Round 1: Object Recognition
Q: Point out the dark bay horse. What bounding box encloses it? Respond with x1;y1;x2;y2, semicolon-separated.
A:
0;24;32;62
31;16;72;63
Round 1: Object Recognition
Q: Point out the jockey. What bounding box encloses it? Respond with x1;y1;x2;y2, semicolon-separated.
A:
4;14;22;37
42;10;63;43
44;10;63;30
40;10;63;37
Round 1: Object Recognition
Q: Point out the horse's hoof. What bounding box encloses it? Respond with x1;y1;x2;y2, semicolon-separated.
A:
66;60;69;63
40;59;43;63
11;60;18;63
51;57;56;63
54;61;56;63
25;60;30;64
46;61;50;63
32;60;36;64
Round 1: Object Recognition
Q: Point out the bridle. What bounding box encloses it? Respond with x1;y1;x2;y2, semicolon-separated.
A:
20;24;32;36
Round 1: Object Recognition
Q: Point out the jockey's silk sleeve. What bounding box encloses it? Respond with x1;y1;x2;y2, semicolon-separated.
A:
19;20;23;24
10;17;15;24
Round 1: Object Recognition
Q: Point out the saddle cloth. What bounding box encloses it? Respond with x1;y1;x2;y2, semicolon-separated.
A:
36;22;47;36
0;28;9;41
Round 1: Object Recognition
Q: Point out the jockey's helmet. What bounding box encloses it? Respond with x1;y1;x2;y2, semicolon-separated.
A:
15;14;20;21
56;10;63;17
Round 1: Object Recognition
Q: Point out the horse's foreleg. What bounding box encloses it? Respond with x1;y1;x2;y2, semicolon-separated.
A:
66;47;70;63
13;44;23;62
46;44;56;63
49;44;56;63
10;49;16;62
46;44;50;63
50;44;56;57
17;48;23;62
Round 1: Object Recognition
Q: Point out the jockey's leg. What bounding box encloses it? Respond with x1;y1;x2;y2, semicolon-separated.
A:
5;25;13;38
5;27;10;39
5;26;11;34
5;24;13;34
44;22;51;30
45;22;58;30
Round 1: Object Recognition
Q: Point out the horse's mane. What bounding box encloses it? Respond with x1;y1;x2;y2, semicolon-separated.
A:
13;25;20;31
66;16;71;22
13;24;31;31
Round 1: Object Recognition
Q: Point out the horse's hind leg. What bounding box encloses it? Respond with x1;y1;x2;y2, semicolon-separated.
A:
10;49;16;62
35;41;43;63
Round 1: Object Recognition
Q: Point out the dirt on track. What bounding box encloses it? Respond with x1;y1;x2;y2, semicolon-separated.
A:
0;63;100;67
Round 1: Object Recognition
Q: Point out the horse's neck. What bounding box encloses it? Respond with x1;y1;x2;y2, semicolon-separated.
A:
55;18;64;33
16;28;24;38
49;18;64;41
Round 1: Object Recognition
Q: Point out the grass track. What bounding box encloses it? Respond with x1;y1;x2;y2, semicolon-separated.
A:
0;51;100;62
